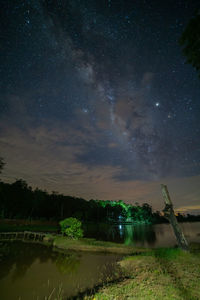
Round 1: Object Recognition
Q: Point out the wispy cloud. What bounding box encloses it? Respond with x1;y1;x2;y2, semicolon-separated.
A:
176;205;200;213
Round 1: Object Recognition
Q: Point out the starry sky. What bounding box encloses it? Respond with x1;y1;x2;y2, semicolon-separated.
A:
1;0;200;213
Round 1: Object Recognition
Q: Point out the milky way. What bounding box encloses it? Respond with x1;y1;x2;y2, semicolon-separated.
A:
1;0;200;212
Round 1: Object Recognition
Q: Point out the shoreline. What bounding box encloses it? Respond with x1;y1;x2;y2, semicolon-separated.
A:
1;230;200;299
0;231;148;255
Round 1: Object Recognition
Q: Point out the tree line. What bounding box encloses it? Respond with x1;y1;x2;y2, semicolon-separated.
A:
0;158;199;223
0;179;199;224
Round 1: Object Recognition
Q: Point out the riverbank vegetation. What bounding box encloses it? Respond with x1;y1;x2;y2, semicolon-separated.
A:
1;237;200;299
1;179;200;225
83;245;200;300
41;245;200;299
53;236;147;255
59;217;83;239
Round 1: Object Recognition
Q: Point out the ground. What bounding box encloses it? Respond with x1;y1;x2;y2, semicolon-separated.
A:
53;236;148;254
85;246;200;300
1;221;200;299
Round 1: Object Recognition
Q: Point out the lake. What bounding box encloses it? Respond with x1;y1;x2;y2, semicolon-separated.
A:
0;222;200;299
0;241;121;300
84;221;200;247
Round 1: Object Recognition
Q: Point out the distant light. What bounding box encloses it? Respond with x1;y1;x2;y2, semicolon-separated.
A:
119;225;122;230
155;102;160;107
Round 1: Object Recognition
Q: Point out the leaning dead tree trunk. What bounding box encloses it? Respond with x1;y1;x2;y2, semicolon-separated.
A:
161;184;189;251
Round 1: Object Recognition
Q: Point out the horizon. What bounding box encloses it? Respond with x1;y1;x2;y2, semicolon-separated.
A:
1;1;200;215
1;175;200;215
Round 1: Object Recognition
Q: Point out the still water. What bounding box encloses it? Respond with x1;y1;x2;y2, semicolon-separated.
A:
0;242;121;300
84;222;200;248
0;222;200;300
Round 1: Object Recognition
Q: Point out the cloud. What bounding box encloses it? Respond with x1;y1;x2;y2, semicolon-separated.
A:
0;119;200;213
1;0;200;214
175;205;200;213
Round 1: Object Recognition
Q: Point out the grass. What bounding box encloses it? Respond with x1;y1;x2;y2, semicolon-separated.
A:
84;245;200;300
2;221;200;299
0;222;148;254
45;284;64;300
42;245;200;300
53;236;148;254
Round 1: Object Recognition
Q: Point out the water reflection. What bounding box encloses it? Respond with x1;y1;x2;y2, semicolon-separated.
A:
84;223;157;246
84;222;200;248
0;242;121;300
0;242;78;282
125;225;157;246
55;252;80;274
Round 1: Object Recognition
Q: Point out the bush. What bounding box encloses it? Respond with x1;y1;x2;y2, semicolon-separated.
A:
59;217;83;239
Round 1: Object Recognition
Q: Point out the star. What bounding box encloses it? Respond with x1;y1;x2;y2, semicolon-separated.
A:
167;113;172;119
1;0;200;215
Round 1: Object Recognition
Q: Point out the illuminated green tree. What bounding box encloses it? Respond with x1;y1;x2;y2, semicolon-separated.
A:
59;217;83;239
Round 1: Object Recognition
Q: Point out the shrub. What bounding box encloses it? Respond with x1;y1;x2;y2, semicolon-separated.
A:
59;217;83;239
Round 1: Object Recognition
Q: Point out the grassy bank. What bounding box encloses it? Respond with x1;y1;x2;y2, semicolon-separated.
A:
1;220;200;299
53;236;147;255
0;220;148;254
84;245;200;300
0;229;147;255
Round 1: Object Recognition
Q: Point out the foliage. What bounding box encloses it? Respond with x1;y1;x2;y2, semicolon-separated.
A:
0;178;200;223
0;157;5;174
59;217;83;239
53;236;136;254
179;10;200;78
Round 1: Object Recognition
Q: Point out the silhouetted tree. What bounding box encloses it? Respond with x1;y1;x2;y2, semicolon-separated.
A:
179;10;200;78
0;157;5;174
0;177;199;223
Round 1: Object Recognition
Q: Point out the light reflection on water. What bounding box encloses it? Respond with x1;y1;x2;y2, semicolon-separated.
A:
0;222;199;299
84;222;200;247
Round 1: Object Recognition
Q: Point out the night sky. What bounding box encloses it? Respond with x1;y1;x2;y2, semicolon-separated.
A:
1;0;200;213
